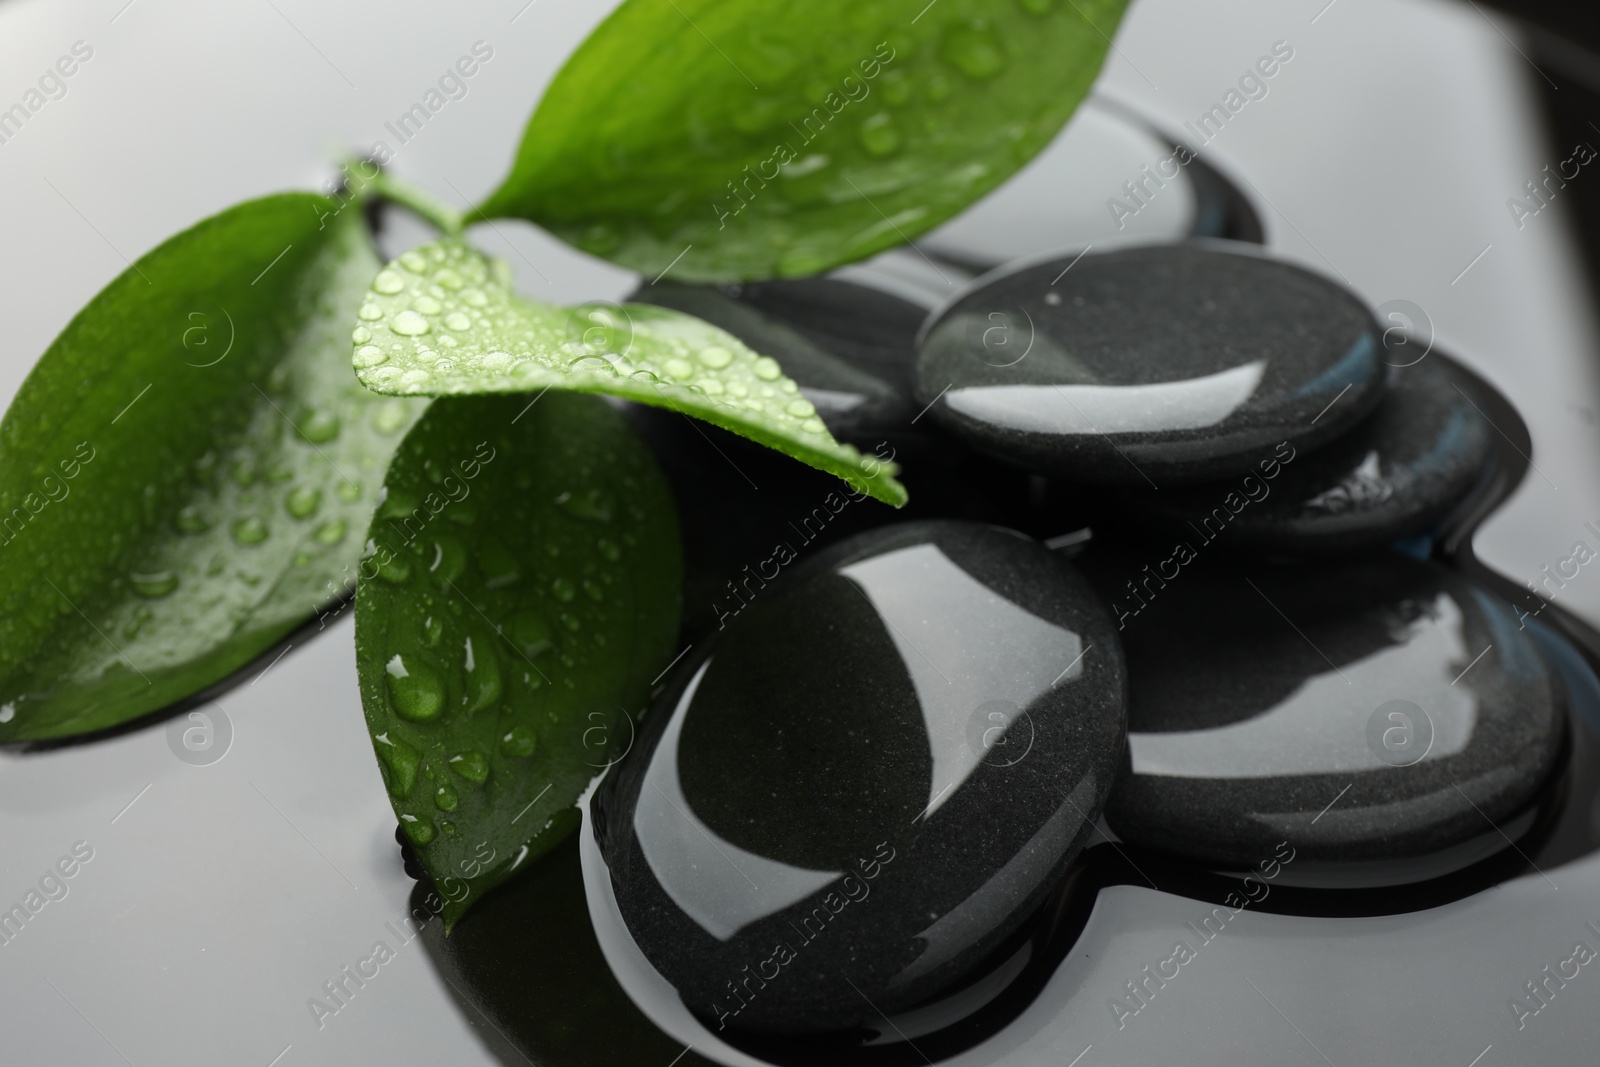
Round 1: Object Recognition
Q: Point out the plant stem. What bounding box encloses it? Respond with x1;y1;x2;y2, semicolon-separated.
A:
365;170;465;235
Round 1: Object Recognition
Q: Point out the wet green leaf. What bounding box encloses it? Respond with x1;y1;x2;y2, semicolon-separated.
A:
479;0;1130;280
0;193;426;741
351;237;906;506
355;392;681;930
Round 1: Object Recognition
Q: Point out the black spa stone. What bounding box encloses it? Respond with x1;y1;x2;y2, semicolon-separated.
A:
1111;352;1499;553
630;281;914;441
914;242;1389;484
1084;551;1565;885
595;521;1127;1036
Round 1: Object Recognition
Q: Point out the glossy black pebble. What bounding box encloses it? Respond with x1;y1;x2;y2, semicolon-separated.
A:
596;521;1127;1035
1086;552;1565;885
1111;353;1499;553
631;281;915;440
915;242;1388;484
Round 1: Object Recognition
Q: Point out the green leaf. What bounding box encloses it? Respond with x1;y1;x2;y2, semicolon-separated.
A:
0;193;427;741
354;392;681;930
350;238;907;506
478;0;1130;281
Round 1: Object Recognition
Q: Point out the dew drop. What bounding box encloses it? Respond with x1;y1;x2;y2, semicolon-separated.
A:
412;295;443;316
434;783;459;812
286;485;322;520
597;537;621;562
698;345;734;370
352;326;372;345
422;615;444;647
313;519;347;546
130;570;178;598
434;268;464;291
858;112;901;157
500;726;537;758
231;517;269;545
387;656;446;721
552;577;576;603
376;553;411;583
444;312;472;332
557;487;615;523
664;358;695;380
479;542;520;588
510;611;553;658
583;578;604;602
802;417;828;434
940;18;1008;80
461;288;489;308
373;270;406;295
880;69;913;106
175;505;211;534
399;250;429;274
338;481;362;503
400;813;435;846
427;535;467;584
464;636;503;713
391;310;431;336
561;612;581;633
785;397;816;418
302;411;344;447
359;304;385;322
449;750;490;784
374;731;422;798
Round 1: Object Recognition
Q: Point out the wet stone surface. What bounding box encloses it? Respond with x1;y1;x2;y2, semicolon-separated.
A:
1111;353;1500;553
595;521;1127;1035
1082;550;1566;886
914;242;1388;485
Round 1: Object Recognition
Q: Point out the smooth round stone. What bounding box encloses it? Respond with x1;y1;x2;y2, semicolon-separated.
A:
596;521;1127;1036
915;242;1389;484
1111;352;1498;553
631;281;913;440
1083;552;1565;885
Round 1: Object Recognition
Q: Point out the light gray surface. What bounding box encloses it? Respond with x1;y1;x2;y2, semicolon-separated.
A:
2;0;1598;1064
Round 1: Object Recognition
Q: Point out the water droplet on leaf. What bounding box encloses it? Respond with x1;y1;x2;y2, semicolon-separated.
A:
940;18;1008;80
286;485;322;519
387;656;446;721
231;517;269;545
500;726;537;758
130;570;178;598
374;731;421;798
391;310;431;336
449;750;490;783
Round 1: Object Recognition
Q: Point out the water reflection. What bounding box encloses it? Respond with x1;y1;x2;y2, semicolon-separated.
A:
945;360;1266;437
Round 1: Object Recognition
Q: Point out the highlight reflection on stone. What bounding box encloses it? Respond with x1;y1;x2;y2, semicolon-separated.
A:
915;242;1388;484
595;521;1126;1035
1084;552;1565;885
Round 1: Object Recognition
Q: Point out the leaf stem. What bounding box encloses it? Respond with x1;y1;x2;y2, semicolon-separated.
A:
366;171;465;236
